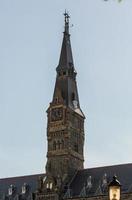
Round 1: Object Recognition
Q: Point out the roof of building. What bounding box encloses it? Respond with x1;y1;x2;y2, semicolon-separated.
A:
0;173;45;198
69;163;132;198
0;163;132;198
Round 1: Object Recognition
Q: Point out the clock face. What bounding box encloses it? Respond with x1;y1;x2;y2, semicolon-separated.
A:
51;107;63;121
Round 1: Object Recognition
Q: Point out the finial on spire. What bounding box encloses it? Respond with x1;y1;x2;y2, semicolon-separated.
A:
64;10;70;24
64;10;70;34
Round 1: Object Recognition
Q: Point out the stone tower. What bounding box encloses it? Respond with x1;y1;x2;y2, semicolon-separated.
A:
36;13;85;199
46;12;85;187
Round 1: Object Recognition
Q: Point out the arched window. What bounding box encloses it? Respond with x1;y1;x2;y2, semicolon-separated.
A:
61;91;65;100
57;141;61;149
74;143;78;152
53;141;56;150
54;97;58;104
61;140;64;149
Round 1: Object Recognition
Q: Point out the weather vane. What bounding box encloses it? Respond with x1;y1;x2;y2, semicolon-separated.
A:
64;10;70;24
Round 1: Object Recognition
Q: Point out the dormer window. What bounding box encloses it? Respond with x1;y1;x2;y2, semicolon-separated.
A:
8;188;12;196
8;185;14;196
86;176;92;189
102;173;107;186
43;176;46;183
72;93;78;108
22;183;27;194
73;100;78;108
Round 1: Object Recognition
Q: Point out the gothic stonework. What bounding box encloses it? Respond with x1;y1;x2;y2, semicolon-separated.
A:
43;12;85;196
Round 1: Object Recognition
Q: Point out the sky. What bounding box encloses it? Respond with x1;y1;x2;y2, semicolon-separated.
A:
0;0;132;178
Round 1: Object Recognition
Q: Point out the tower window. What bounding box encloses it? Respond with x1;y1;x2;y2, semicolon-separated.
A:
54;97;58;103
74;143;79;152
57;140;61;149
61;140;64;149
71;92;75;101
68;67;73;76
53;141;56;150
61;91;65;100
69;62;73;67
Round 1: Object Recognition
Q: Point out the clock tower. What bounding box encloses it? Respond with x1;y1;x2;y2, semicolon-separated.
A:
42;12;85;196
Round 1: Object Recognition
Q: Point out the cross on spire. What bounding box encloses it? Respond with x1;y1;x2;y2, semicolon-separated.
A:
64;11;70;34
64;10;70;24
56;11;74;73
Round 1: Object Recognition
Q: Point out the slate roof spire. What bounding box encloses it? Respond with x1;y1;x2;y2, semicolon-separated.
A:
52;12;84;117
56;11;74;72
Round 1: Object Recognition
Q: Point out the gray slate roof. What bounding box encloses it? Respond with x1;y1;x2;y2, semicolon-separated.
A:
69;163;132;198
0;174;45;198
0;163;132;198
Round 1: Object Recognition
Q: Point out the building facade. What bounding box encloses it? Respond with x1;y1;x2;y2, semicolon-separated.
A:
0;13;132;200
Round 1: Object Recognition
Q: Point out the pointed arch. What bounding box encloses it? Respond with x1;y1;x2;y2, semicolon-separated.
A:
61;140;64;149
53;141;56;150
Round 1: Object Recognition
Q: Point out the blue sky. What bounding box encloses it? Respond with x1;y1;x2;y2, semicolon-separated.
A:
0;0;132;178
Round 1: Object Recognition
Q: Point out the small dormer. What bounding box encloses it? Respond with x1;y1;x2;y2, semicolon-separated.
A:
102;173;107;186
86;176;92;189
21;183;29;194
46;182;53;190
8;184;16;196
43;176;57;192
101;173;108;193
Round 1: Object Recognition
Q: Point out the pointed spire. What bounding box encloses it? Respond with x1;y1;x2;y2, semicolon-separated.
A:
56;11;74;73
52;13;85;117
